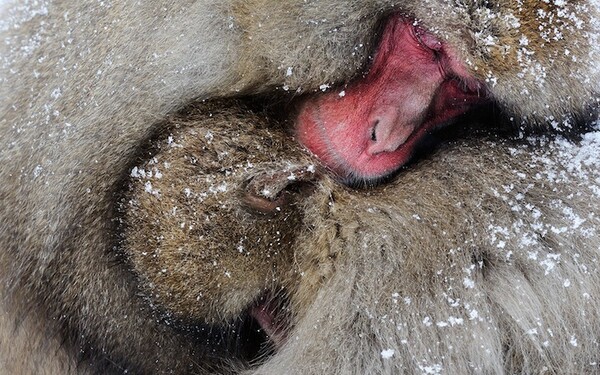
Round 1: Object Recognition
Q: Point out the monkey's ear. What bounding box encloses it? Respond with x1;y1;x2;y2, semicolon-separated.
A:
242;164;322;214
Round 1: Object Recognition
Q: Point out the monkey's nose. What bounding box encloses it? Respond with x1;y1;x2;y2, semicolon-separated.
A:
367;117;416;155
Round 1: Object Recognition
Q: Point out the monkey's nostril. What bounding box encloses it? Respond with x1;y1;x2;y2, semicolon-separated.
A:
371;120;379;142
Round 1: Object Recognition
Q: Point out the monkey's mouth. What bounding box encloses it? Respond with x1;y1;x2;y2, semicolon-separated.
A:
357;86;488;182
247;293;290;351
190;294;290;366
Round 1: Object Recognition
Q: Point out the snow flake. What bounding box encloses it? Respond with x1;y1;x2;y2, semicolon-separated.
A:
418;363;443;374
380;349;394;359
319;83;330;91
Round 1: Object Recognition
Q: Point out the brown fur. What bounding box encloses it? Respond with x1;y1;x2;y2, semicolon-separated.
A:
122;104;316;323
233;0;599;122
0;1;599;373
124;103;600;374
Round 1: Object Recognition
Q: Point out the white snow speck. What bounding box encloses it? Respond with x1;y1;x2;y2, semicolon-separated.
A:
463;277;475;289
33;165;43;178
144;181;160;196
570;335;578;347
380;349;395;359
418;363;443;374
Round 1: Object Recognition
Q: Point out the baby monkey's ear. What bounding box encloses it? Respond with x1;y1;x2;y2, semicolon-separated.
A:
242;164;323;215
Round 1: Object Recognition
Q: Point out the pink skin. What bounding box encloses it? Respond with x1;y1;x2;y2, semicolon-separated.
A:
249;300;287;349
295;14;488;183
